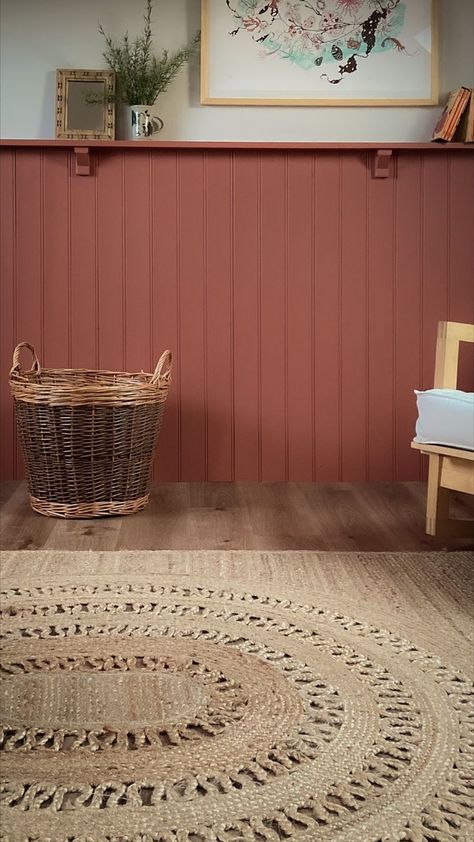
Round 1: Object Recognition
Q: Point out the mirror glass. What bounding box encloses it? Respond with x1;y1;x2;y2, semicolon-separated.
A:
66;80;107;131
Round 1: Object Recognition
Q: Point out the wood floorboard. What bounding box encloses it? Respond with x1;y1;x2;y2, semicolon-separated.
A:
0;481;473;552
44;515;123;553
0;482;17;504
0;483;56;550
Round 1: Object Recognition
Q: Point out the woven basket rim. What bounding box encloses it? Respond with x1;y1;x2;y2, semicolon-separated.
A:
10;369;160;386
9;369;169;400
9;378;170;407
9;345;172;407
9;344;172;387
10;366;159;379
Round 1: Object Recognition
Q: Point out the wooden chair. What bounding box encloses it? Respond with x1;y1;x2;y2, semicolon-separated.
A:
411;321;474;537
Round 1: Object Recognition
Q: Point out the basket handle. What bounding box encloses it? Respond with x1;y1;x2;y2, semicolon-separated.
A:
150;350;172;385
10;342;42;376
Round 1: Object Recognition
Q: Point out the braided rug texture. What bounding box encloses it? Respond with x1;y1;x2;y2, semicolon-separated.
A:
0;551;473;841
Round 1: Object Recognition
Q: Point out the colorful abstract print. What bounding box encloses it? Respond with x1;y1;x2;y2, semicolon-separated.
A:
225;0;409;84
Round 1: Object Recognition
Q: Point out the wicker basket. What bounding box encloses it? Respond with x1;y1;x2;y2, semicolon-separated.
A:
9;343;172;518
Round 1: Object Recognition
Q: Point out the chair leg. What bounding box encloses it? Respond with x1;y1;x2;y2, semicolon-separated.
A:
426;454;450;536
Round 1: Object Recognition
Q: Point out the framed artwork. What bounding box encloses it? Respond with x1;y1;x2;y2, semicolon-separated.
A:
56;69;115;139
201;0;438;106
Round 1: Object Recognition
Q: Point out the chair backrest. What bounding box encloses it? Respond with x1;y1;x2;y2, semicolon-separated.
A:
433;321;474;389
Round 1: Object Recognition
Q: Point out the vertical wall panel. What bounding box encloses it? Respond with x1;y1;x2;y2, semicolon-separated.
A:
124;153;152;374
367;167;395;481
151;152;179;481
314;153;342;481
97;151;125;372
178;152;206;480
286;152;315;482
15;151;43;356
260;153;287;481
43;151;69;370
421;154;450;390
232;152;260;481
448;155;474;392
340;153;368;481
14;151;43;476
69;153;97;369
394;154;423;480
205;152;233;481
1;146;473;483
0;151;15;479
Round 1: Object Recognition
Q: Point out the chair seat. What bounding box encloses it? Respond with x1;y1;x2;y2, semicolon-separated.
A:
411;441;474;461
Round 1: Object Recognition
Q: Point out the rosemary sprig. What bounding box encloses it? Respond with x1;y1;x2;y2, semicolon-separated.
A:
96;0;200;105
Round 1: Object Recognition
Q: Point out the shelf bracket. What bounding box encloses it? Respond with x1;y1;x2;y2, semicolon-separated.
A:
372;149;393;179
74;146;91;176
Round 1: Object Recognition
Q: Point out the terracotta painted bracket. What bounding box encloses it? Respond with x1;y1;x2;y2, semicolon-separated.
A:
372;149;393;179
74;146;91;176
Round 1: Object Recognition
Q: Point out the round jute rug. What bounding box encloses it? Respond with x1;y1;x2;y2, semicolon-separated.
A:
0;574;473;841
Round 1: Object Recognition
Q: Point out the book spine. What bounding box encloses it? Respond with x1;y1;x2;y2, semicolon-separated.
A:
431;90;460;141
444;90;471;141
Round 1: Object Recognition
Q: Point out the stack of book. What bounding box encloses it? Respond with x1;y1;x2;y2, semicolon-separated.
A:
431;87;473;143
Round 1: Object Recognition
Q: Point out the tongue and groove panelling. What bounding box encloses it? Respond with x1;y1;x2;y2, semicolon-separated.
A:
1;147;473;482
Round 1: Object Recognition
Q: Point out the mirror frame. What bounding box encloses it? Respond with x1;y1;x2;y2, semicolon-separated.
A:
56;69;115;140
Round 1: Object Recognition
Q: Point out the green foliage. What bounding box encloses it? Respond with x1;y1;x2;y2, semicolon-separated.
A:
98;0;200;105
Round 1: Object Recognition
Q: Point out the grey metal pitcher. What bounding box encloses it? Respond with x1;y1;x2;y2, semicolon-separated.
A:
129;105;164;139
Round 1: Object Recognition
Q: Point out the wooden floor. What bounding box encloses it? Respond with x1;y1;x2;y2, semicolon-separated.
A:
1;481;473;552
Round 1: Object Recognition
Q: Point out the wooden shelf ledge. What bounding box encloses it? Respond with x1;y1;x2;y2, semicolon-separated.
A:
1;138;471;178
1;139;473;151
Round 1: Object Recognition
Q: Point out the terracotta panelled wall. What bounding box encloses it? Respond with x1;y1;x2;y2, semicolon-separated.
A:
1;148;473;482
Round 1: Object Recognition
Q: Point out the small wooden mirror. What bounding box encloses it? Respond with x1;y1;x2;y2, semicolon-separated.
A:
56;69;115;140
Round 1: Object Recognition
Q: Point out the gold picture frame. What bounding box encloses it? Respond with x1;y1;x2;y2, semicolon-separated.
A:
56;69;115;139
201;0;439;107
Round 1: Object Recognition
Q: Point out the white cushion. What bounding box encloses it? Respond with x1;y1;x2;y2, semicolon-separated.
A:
414;389;474;451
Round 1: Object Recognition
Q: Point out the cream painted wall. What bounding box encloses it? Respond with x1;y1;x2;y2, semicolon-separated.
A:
1;0;473;141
